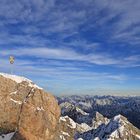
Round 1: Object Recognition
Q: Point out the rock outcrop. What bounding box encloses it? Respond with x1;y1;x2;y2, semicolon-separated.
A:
0;73;60;140
55;116;77;140
60;102;90;124
92;112;109;129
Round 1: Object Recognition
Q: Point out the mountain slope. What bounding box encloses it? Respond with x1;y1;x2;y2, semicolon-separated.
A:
57;95;140;129
0;73;60;140
75;114;140;140
60;102;91;124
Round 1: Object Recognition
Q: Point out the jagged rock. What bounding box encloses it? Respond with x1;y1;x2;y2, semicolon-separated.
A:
76;123;92;133
57;95;140;130
58;96;140;140
60;102;90;124
92;112;109;129
55;116;77;140
0;73;60;140
75;114;140;140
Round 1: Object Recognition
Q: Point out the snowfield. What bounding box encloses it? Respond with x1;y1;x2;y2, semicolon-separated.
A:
0;73;42;89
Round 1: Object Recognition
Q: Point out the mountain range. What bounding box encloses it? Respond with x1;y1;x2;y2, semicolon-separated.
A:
57;95;140;140
0;73;140;140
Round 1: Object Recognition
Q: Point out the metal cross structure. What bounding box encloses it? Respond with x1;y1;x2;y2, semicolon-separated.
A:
9;56;14;64
9;56;15;74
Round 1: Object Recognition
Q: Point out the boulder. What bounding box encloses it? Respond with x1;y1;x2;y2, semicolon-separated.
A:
0;73;60;140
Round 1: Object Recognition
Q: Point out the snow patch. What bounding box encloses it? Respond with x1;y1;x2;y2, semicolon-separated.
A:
36;106;45;111
109;126;125;139
0;73;42;89
0;132;15;140
94;137;100;140
61;131;70;137
136;135;140;139
76;107;89;116
77;123;92;132
67;117;76;129
59;135;66;140
10;91;17;95
60;116;76;129
59;117;66;122
10;98;22;104
113;114;126;122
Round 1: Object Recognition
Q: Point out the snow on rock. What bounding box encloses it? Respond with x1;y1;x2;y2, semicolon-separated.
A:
0;73;61;140
78;123;91;130
92;112;109;129
67;117;77;129
0;73;42;89
94;137;100;140
77;123;92;133
108;126;125;139
36;106;45;111
61;131;70;137
59;117;67;122
136;135;140;139
75;107;89;116
10;91;18;95
0;132;15;140
59;135;66;140
75;113;140;140
61;116;77;129
10;98;22;104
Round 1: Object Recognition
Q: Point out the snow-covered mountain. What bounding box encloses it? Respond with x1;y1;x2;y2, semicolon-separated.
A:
75;113;140;140
60;102;91;124
57;95;140;129
1;73;139;140
58;110;140;140
58;95;140;140
92;112;109;129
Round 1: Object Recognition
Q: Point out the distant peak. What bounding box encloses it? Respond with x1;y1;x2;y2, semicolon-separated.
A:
95;112;104;118
113;114;127;122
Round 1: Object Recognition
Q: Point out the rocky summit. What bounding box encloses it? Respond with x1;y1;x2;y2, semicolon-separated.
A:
0;73;140;140
0;73;60;140
58;96;140;140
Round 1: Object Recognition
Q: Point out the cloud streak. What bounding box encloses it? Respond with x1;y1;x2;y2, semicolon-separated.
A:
0;0;140;95
1;47;140;67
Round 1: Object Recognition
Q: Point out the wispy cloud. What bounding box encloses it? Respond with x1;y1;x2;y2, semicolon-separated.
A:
0;47;121;65
0;0;140;46
0;57;127;82
1;47;139;67
0;0;140;95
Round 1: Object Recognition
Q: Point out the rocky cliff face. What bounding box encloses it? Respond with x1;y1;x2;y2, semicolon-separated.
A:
0;73;60;140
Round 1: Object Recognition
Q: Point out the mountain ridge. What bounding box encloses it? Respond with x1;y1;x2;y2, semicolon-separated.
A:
0;73;60;140
58;95;140;140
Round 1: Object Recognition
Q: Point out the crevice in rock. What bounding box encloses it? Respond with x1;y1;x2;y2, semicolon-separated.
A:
12;86;36;139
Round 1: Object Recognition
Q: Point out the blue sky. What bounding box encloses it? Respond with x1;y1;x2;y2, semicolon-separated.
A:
0;0;140;96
